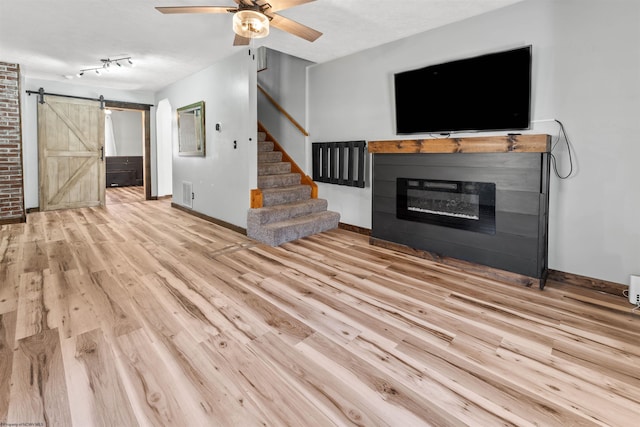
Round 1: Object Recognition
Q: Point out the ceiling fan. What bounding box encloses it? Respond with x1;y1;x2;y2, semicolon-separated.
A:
156;0;322;46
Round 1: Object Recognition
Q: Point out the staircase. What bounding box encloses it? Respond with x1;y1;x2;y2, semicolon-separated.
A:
247;131;340;246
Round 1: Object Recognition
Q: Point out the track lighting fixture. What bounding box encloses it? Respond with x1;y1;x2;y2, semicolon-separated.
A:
76;56;134;78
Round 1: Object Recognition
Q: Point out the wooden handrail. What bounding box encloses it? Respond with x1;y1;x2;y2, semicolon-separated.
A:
257;84;309;137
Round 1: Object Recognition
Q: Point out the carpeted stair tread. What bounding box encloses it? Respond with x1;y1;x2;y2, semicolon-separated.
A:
261;184;311;206
258;151;282;163
258;140;274;152
258;172;301;189
247;198;328;226
258;162;291;176
248;210;341;246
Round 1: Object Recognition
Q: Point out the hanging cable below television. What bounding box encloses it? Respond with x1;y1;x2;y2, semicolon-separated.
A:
550;119;574;179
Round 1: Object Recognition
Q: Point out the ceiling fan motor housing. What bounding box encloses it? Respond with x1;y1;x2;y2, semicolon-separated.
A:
233;5;270;39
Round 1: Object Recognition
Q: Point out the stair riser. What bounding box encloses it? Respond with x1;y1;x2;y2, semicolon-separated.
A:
258;141;274;152
247;199;328;226
247;212;341;246
258;151;283;163
262;187;310;206
258;163;291;176
258;173;301;189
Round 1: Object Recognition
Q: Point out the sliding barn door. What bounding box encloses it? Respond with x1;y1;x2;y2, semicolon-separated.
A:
38;96;105;211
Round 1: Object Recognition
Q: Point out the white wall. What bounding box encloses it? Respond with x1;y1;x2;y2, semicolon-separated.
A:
307;0;640;285
21;79;155;208
109;110;143;157
156;99;173;197
257;48;313;168
545;0;640;286
155;49;257;229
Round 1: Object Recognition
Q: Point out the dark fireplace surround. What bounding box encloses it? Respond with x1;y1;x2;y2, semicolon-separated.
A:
369;135;551;288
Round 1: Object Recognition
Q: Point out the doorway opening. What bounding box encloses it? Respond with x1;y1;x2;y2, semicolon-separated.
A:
104;100;152;205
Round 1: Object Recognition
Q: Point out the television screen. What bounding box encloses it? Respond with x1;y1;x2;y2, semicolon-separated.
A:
394;46;532;134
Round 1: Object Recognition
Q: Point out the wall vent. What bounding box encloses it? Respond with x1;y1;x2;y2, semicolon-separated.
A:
182;181;193;208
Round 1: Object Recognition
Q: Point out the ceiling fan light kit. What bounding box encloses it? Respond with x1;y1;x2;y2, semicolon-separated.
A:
233;9;270;39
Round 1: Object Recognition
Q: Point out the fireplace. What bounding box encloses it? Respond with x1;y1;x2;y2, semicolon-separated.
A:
396;178;496;235
368;134;552;287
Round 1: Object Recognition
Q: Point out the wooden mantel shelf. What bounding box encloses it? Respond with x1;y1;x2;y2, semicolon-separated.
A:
368;134;551;154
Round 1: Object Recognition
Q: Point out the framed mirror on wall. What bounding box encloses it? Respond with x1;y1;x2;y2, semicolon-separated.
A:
177;101;205;156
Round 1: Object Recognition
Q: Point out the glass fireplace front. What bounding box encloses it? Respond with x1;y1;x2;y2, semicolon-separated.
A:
396;178;496;234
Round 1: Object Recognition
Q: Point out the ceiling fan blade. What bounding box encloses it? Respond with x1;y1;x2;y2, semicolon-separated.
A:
268;13;322;42
258;0;316;13
233;34;251;46
155;6;234;14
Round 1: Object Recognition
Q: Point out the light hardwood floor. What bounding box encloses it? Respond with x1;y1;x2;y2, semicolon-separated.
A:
1;193;639;426
105;185;145;205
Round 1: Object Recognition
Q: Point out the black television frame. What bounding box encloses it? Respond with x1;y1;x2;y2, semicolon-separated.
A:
394;45;532;135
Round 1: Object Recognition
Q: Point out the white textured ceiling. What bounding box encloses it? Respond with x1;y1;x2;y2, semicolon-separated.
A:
0;0;522;92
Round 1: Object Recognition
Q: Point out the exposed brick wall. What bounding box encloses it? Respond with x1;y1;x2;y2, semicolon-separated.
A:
0;62;25;223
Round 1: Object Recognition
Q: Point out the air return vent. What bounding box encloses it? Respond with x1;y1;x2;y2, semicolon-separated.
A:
182;181;193;208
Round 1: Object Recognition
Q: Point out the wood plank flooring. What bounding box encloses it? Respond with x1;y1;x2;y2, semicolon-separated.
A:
1;194;640;426
105;185;145;205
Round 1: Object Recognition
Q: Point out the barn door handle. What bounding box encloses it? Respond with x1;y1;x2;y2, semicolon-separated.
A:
100;146;104;161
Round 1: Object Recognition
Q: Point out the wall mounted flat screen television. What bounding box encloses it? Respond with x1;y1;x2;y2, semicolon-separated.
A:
394;45;532;134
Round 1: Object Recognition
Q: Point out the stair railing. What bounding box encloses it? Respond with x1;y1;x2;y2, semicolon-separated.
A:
312;141;366;188
251;122;318;208
257;84;309;136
